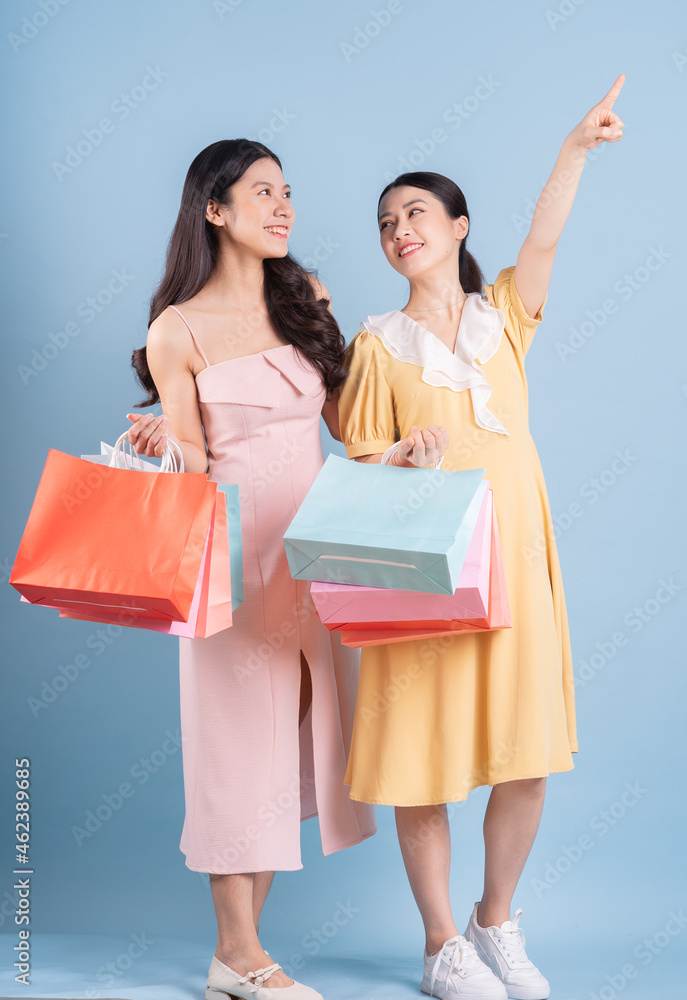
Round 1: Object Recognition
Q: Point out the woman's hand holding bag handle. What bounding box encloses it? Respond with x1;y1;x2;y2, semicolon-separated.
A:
124;411;186;465
110;427;185;473
381;424;449;469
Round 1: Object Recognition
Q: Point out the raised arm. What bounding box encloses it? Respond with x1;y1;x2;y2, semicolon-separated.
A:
514;73;625;319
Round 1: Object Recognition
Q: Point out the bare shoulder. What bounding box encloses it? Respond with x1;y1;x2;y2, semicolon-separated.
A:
146;305;196;369
148;306;191;349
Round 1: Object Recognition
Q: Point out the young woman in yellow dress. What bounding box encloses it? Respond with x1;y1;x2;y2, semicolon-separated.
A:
338;75;625;1000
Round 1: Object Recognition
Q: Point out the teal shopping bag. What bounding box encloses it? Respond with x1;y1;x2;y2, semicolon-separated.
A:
217;484;244;611
283;454;487;596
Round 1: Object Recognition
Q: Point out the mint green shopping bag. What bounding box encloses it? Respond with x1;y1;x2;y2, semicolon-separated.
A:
283;454;487;596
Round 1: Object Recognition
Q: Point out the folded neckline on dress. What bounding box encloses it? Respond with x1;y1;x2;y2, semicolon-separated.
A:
362;293;509;437
195;342;294;378
195;342;325;402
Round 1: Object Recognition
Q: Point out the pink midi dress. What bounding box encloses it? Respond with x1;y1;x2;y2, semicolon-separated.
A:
170;305;376;874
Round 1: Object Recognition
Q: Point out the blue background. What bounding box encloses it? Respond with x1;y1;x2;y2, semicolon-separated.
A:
1;0;686;997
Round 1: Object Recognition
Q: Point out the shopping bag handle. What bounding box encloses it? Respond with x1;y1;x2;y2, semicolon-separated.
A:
110;429;185;473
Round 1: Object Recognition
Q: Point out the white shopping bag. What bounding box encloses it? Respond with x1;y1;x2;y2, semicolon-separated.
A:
80;437;172;472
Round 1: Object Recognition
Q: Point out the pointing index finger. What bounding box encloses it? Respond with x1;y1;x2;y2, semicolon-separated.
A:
600;73;625;109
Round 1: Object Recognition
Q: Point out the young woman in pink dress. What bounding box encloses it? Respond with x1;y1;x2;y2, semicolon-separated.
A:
126;139;376;1000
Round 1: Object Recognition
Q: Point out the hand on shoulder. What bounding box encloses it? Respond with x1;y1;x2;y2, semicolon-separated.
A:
307;273;332;312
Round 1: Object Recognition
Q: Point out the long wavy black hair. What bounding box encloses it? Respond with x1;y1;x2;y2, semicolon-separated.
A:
377;171;485;294
132;139;347;407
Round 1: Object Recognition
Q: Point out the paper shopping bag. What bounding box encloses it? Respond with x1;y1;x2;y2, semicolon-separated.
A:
217;483;244;611
339;498;511;647
80;441;161;472
52;489;234;637
196;485;234;631
78;450;243;618
283;453;487;595
311;488;493;626
42;481;243;637
10;448;216;621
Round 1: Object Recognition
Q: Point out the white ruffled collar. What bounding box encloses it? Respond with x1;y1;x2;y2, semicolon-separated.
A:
362;292;508;436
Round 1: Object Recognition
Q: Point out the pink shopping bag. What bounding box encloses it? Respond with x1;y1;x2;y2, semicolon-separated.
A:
338;495;510;647
311;489;492;629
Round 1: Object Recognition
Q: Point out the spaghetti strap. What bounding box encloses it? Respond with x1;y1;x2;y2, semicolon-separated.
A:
169;304;211;368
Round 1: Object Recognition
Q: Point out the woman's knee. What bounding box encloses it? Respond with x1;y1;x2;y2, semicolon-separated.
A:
494;775;547;798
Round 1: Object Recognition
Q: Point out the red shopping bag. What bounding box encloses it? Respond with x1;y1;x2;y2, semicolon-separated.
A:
338;498;511;647
53;488;233;637
10;447;217;622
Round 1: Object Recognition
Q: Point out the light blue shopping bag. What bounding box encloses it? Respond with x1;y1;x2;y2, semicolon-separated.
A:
283;454;487;596
217;484;244;611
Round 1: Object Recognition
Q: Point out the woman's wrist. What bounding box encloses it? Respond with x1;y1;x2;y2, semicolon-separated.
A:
160;431;208;474
382;442;408;467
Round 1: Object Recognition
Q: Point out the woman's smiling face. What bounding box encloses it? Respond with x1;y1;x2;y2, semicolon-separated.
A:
208;156;295;260
377;185;468;278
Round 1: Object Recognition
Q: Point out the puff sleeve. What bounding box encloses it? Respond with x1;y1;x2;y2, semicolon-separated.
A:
483;265;548;357
338;329;398;459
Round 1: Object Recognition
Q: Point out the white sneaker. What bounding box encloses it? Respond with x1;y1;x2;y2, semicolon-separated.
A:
463;903;550;1000
421;933;508;999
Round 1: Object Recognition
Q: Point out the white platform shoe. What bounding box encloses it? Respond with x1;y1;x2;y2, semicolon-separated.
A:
205;954;324;1000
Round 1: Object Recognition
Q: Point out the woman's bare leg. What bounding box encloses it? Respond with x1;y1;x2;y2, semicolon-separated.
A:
299;650;312;725
253;871;275;932
210;872;293;987
207;655;315;986
395;804;459;955
477;776;547;928
395;778;547;951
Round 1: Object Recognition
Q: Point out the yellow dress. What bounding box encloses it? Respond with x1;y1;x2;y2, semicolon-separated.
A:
337;265;578;806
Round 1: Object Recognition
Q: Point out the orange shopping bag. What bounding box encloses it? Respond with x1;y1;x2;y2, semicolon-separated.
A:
10;436;217;622
52;486;234;637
